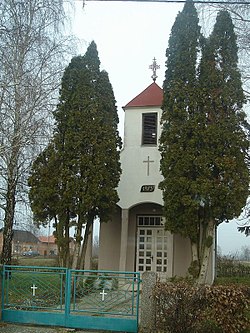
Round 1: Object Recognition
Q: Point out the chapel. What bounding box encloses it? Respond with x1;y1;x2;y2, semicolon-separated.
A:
97;59;215;283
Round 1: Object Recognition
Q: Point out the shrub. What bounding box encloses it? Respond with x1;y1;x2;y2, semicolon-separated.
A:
204;285;250;333
196;319;223;333
217;255;250;278
153;282;250;333
153;281;208;333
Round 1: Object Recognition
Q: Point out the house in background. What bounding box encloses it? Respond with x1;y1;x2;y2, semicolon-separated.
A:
0;229;40;257
0;229;76;258
38;234;75;257
38;235;57;256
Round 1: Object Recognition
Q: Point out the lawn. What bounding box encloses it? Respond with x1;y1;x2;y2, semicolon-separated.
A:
3;266;66;310
16;257;58;267
215;276;250;286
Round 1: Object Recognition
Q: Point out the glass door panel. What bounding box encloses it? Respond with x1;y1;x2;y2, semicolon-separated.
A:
136;227;167;273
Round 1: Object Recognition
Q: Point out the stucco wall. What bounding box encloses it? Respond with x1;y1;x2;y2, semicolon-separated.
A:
172;233;215;284
126;209;136;272
118;107;163;209
98;207;122;271
172;234;192;277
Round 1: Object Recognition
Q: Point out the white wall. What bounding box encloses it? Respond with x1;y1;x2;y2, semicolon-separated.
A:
118;106;163;209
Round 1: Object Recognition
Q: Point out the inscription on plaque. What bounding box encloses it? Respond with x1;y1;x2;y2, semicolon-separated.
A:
140;185;155;192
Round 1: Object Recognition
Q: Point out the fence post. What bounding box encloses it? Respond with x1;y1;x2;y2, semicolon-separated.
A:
140;271;157;333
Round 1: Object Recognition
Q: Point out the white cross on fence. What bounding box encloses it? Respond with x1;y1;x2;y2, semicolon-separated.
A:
31;284;37;296
100;289;107;301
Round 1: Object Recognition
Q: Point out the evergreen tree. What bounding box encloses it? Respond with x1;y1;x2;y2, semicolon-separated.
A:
28;142;72;267
197;10;249;282
159;0;203;278
29;41;122;268
161;0;200;118
160;4;249;284
238;225;250;237
29;143;59;225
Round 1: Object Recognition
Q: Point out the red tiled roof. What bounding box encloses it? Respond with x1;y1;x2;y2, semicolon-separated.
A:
39;235;55;244
124;82;163;108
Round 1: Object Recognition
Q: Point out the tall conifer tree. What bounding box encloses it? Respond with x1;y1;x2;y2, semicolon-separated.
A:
29;41;122;268
160;3;249;284
28;142;72;267
197;11;249;282
159;0;202;278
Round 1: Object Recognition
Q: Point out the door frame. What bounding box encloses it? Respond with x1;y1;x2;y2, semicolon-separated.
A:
135;215;174;277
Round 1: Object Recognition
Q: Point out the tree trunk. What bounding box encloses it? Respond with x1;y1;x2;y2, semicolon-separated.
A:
191;242;199;262
79;221;92;270
54;217;63;267
189;241;200;278
197;219;215;285
71;216;83;270
1;117;20;265
55;218;64;267
64;212;70;268
72;241;81;270
1;178;16;265
54;214;70;268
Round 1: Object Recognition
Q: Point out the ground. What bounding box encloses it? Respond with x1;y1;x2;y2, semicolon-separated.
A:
0;323;110;333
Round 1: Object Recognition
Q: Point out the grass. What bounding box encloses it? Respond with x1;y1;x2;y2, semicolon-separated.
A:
214;276;250;286
15;257;58;267
4;267;65;309
3;257;63;309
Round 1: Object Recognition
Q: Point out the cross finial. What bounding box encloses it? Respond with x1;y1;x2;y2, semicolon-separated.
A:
149;57;160;82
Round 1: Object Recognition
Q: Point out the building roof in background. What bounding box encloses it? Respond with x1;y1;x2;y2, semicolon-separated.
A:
11;230;39;243
124;82;163;108
38;235;56;244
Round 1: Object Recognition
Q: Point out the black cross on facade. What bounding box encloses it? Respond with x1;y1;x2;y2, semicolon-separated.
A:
143;156;154;176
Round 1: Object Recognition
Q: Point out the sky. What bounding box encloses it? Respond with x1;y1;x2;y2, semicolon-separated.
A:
68;1;249;255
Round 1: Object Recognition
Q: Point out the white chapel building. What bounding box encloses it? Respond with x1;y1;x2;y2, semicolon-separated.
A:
97;65;214;283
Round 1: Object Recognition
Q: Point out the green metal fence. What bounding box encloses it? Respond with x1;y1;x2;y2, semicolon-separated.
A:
1;265;140;332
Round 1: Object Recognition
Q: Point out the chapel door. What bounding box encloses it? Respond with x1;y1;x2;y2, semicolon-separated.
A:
136;216;168;274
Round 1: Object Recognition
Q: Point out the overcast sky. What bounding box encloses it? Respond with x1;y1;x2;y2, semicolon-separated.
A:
69;1;249;255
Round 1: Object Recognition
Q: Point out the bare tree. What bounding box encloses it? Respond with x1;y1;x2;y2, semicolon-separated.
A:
198;1;250;98
0;0;74;264
240;245;250;260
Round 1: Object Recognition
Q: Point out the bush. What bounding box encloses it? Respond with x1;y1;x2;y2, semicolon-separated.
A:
153;282;250;333
204;285;250;333
153;281;208;333
217;256;250;278
198;320;223;333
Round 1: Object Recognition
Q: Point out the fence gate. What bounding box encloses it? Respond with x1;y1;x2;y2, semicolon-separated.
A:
1;265;140;332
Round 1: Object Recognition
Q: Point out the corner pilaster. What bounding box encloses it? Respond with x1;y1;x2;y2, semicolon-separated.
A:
119;209;129;272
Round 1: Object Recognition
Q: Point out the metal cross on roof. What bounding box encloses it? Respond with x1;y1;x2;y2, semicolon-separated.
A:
149;57;160;82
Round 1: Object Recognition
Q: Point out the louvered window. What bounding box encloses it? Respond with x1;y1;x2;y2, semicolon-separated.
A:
142;113;157;145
